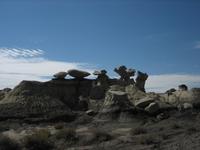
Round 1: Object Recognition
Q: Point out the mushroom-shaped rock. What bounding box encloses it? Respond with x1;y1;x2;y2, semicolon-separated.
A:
68;69;90;79
53;72;68;79
135;71;148;92
98;90;135;120
114;65;135;81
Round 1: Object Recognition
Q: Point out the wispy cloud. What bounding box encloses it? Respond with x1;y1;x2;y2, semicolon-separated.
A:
0;48;44;58
194;41;200;49
0;48;95;89
146;74;200;92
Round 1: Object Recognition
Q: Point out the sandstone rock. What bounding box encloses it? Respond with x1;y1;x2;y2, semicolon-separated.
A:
135;97;155;108
114;65;135;84
53;72;68;79
125;85;146;104
135;71;148;92
98;90;135;120
145;102;159;114
68;69;90;79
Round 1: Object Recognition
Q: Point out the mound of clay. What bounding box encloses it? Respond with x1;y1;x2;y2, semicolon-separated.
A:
0;79;93;121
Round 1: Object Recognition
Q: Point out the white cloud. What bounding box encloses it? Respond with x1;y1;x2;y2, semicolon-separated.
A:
146;74;200;92
194;41;200;49
0;48;95;89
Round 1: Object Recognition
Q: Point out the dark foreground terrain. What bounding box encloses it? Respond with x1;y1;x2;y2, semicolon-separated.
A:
1;110;200;150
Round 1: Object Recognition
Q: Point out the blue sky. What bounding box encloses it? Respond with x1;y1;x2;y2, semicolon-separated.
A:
0;0;200;91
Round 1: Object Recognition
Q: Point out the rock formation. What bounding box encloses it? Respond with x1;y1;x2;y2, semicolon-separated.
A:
68;69;90;79
93;69;109;87
0;65;200;123
53;72;68;80
135;71;148;92
98;90;136;120
0;79;93;121
114;65;135;85
90;70;110;100
178;84;188;91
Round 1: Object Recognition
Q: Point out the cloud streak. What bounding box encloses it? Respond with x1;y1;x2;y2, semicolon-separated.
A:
0;48;44;58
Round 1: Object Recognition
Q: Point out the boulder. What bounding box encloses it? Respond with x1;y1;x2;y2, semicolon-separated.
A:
125;85;146;104
53;72;68;79
98;90;135;120
68;69;90;79
145;102;159;114
135;96;156;108
178;84;188;91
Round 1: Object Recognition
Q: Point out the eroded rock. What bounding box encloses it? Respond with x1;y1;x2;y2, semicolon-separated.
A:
68;69;90;79
53;72;68;80
98;90;135;120
135;71;148;92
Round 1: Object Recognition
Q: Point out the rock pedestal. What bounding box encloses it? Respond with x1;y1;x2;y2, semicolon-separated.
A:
98;90;135;120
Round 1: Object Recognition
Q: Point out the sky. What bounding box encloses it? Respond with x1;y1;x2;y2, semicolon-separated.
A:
0;0;200;92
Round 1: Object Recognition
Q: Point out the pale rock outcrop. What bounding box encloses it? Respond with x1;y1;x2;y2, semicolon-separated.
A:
98;90;135;120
